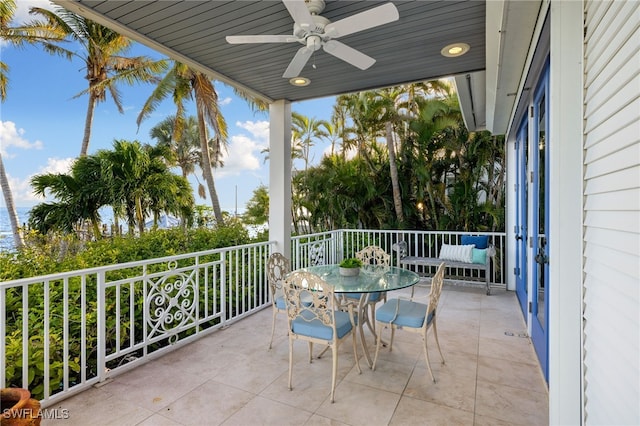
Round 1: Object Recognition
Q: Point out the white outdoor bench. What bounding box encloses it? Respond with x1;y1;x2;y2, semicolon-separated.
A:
392;239;496;295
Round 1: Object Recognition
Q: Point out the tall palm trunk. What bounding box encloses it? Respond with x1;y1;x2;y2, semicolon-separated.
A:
197;109;224;226
0;153;24;249
80;92;98;156
385;121;404;226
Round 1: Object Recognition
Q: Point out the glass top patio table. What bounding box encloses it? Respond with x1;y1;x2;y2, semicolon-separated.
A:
296;264;419;294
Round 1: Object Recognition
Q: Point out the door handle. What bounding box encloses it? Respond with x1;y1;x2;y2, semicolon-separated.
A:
535;248;548;265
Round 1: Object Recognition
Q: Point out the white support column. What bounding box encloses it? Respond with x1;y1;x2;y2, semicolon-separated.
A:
268;100;292;256
549;2;583;424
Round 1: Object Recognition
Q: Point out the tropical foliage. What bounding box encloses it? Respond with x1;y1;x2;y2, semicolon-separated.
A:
137;60;229;226
251;82;505;233
27;5;167;156
29;140;195;237
243;184;269;225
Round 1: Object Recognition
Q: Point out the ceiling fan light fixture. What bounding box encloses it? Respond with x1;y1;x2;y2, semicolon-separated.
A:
441;43;470;57
289;77;311;86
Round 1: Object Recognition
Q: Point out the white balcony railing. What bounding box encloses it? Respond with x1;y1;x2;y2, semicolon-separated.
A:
292;229;506;286
1;230;505;407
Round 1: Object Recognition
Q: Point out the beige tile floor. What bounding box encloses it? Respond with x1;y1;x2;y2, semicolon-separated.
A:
43;283;548;426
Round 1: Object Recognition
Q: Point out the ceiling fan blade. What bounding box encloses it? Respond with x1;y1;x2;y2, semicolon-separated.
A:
323;40;375;70
282;0;315;31
282;46;314;78
324;3;399;38
226;35;298;44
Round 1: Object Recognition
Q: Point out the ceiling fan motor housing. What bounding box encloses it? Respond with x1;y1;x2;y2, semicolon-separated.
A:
293;14;330;41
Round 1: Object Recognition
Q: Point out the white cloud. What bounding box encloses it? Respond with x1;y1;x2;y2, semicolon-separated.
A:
215;135;261;178
39;157;74;175
211;120;269;178
0;121;44;157
12;0;54;25
2;157;74;207
235;120;269;145
220;97;232;106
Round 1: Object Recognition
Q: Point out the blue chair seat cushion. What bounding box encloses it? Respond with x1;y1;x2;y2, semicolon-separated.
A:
292;309;352;340
344;291;382;302
376;298;434;328
275;295;286;310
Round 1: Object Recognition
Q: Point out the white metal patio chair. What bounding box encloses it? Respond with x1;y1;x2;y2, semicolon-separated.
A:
349;246;391;334
283;271;361;403
372;262;446;383
267;252;290;349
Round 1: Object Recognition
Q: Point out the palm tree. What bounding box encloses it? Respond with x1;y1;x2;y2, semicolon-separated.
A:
407;95;461;229
0;0;67;249
30;155;107;237
291;112;328;171
138;61;228;226
318;120;342;158
97;140;195;235
150;116;200;179
0;153;23;248
1;0;69;101
28;5;167;156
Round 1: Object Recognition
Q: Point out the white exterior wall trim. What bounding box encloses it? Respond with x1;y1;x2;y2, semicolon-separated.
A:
548;2;584;424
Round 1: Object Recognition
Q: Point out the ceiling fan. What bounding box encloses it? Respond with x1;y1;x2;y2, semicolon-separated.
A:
225;0;399;78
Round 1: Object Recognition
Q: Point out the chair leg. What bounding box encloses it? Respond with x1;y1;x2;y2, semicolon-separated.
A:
288;338;294;391
432;318;445;365
330;344;338;403
389;327;396;351
308;342;313;363
423;334;436;383
269;308;277;350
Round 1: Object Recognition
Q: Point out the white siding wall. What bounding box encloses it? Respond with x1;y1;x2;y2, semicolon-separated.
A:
583;1;640;424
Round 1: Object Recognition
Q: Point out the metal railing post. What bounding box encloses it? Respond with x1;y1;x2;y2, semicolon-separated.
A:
97;271;106;382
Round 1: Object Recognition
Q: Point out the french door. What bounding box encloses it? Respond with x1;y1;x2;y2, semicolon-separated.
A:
515;119;529;317
530;64;550;381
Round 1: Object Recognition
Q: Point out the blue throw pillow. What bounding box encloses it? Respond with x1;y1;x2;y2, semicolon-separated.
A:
472;248;487;264
461;235;489;249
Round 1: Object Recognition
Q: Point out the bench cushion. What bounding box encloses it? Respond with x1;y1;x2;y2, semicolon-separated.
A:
439;244;474;263
461;235;489;249
472;248;487;264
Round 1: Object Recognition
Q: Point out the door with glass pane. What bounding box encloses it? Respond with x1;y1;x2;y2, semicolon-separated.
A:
531;64;550;381
515;119;529;317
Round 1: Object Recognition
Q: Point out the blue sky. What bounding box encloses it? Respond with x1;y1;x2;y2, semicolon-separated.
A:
0;0;335;213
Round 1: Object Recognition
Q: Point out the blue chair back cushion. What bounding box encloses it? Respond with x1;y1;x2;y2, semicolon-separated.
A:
461;235;489;249
376;298;434;328
275;295;286;310
292;309;352;340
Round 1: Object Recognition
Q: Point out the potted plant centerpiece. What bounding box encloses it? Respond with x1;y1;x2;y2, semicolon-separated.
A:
339;258;363;276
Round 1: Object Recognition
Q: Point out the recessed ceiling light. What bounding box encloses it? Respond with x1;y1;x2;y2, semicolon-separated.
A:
289;77;310;86
441;43;470;58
